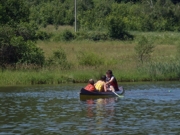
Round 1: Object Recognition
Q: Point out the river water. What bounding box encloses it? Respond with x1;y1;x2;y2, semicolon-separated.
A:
0;82;180;135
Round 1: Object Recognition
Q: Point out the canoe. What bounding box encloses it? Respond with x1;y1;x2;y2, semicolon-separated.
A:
79;86;125;100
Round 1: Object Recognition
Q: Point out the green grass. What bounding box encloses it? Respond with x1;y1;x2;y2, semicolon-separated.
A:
0;70;70;86
131;31;180;45
1;26;180;86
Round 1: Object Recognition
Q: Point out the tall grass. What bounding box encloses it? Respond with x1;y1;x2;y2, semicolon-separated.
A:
144;60;180;81
1;28;180;85
132;31;180;45
0;69;108;85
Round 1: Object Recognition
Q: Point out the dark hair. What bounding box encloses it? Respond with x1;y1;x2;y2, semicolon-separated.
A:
106;70;113;75
101;75;106;81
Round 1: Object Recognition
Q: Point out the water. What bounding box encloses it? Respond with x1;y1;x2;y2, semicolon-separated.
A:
0;82;180;135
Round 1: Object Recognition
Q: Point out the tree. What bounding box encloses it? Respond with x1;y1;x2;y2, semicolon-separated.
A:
0;0;30;25
107;15;133;40
0;0;45;69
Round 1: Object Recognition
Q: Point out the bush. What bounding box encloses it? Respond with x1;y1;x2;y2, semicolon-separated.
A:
0;0;45;69
61;29;75;41
107;15;133;40
35;30;51;40
135;36;154;63
77;52;104;67
0;25;45;67
10;37;45;65
52;29;75;41
15;22;38;41
46;49;72;70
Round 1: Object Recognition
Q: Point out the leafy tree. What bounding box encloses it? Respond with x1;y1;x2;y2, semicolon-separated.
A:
27;0;180;32
0;0;30;25
0;0;45;69
30;0;75;27
107;16;126;39
0;25;44;66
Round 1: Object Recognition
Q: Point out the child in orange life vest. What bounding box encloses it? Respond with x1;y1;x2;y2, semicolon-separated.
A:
106;70;119;92
94;75;107;92
84;79;96;92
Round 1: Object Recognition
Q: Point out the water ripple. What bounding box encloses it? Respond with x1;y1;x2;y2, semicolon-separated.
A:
0;82;180;134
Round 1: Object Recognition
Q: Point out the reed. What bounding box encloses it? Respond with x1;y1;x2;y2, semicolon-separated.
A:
1;60;180;86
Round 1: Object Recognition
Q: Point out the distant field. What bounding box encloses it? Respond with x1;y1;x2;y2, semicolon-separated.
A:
36;26;179;82
38;26;179;70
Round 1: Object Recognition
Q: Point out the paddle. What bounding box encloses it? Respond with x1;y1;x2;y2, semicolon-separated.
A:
112;91;124;98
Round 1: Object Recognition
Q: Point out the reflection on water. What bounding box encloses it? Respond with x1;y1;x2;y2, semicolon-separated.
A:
79;97;120;134
0;82;180;134
83;97;119;118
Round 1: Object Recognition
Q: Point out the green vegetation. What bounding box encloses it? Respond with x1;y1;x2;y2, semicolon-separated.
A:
0;0;45;70
28;0;180;32
1;0;180;85
135;36;155;63
1;30;180;85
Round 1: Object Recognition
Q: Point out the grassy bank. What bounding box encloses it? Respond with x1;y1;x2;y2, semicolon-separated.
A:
1;28;180;85
0;69;139;85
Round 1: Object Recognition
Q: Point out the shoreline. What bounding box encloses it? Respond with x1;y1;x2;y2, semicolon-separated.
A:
0;70;179;86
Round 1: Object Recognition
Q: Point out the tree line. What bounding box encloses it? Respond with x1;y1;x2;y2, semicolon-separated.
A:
29;0;180;31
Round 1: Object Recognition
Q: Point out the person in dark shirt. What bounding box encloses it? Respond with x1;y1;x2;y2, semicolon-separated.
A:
106;70;119;92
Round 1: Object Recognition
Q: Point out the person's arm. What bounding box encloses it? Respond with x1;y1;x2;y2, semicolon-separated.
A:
106;76;114;85
103;83;107;92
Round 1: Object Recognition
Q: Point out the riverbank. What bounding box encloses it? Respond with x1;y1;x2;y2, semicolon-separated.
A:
1;31;180;86
0;66;179;86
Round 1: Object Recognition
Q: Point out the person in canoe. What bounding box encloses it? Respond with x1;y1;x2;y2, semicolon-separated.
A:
84;79;96;92
106;70;119;92
94;75;107;92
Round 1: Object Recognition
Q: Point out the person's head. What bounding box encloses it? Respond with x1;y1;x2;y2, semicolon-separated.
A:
101;75;106;81
88;79;94;85
106;70;113;77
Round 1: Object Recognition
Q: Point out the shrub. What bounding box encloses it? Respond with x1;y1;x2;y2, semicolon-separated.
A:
61;29;75;41
135;36;155;63
46;49;72;70
52;30;75;41
15;22;38;41
0;25;45;67
10;37;45;65
106;15;133;40
77;52;104;67
35;30;51;40
0;0;45;68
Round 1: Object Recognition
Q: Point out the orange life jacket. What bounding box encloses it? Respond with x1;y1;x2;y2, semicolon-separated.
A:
84;84;95;92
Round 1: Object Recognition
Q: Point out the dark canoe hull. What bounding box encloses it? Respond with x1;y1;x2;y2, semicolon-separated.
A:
79;86;125;100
